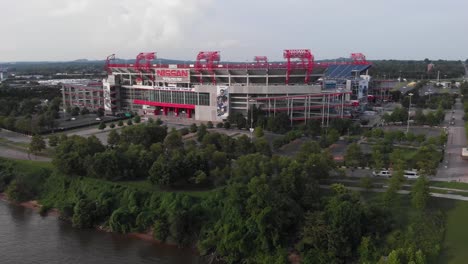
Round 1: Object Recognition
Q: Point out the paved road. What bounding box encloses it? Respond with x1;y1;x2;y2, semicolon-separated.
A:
319;184;468;201
0;129;31;143
0;145;51;162
436;98;468;181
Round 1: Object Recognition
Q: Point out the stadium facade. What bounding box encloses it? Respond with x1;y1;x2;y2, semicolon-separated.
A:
62;50;372;124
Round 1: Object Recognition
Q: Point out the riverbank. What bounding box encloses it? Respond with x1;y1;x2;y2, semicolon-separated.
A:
0;192;197;254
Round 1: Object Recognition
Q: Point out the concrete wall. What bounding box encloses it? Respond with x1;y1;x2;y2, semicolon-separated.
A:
195;105;218;122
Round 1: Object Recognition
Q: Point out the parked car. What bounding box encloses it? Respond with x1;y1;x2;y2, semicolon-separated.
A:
403;170;419;179
372;170;392;177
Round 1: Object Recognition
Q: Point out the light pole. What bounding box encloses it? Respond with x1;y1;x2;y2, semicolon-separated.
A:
248;97;255;142
406;93;413;134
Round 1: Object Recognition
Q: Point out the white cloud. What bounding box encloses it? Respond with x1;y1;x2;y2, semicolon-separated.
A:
1;0;215;61
49;0;89;17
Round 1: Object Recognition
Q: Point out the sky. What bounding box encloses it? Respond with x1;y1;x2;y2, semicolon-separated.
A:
1;0;467;62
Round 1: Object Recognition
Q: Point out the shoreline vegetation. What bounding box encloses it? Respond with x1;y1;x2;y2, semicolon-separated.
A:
0;192;194;251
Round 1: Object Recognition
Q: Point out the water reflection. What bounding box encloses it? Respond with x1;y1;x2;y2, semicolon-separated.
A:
0;201;205;264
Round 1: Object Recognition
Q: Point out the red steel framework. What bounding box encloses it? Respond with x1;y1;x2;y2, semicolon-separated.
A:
283;49;314;84
254;56;268;65
350;53;368;65
105;54;115;74
195;51;220;85
135;52;156;72
106;51;371;85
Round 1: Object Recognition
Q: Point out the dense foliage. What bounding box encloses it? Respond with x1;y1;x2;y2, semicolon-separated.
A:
369;59;465;79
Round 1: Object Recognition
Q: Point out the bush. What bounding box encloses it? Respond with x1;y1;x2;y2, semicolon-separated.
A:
224;122;231;129
127;119;133;126
98;122;106;130
134;115;141;124
273;137;286;150
48;134;59;147
117;120;124;127
207;121;214;129
180;128;190;136
216;122;224;128
156;118;163;125
190;123;198;133
109;123;115;129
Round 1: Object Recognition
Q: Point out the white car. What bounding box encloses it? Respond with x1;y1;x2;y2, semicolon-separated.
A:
404;170;419;179
372;170;392;177
96;117;101;121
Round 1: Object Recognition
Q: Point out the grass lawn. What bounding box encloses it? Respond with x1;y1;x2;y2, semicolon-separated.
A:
116;180;219;198
431;181;468;191
1;158;53;175
435;199;468;264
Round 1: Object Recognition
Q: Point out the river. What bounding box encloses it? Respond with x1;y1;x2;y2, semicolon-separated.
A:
0;200;206;264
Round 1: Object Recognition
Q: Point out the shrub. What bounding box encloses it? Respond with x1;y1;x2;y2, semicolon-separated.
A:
127;119;133;126
48;134;59;147
118;120;124;127
224;122;231;129
134;115;141;123
216;122;224;128
180;128;190;136
189;123;198;133
109;123;115;129
98;122;106;130
207;121;214;129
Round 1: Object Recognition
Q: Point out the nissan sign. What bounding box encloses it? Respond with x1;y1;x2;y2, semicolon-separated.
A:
155;69;190;83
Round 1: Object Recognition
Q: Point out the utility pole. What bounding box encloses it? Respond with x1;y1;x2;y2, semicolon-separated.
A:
406;93;413;134
248;97;255;142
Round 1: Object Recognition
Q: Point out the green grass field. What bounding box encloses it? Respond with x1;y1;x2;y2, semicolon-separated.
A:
0;158;53;175
431;181;468;191
435;199;468;264
116;179;218;198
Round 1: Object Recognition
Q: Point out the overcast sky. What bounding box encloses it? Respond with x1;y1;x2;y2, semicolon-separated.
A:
1;0;467;62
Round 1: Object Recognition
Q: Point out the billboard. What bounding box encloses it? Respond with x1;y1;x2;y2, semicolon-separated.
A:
216;86;229;120
103;79;112;111
155;69;190;83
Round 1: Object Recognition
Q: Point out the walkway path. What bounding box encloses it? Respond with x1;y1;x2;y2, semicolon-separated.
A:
319;184;468;201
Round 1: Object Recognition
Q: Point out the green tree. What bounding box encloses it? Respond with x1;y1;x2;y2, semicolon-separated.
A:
29;134;46;154
207;121;214;129
163;130;184;151
189;123;198;133
224;121;231;129
254;126;264;138
48;134;59;147
134;115;141;123
96;108;105;117
107;129;120;146
80;107;90;115
197;123;207;141
411;176;430;211
358;236;376;264
71;106;80;116
117;120;124;127
127;119;133;126
360;176;373;192
98;122;106;130
371;149;384;170
345;143;363;168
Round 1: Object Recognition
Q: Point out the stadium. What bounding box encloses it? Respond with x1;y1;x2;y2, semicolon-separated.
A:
62;49;372;124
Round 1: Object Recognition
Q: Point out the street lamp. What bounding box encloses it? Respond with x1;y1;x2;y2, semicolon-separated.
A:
406;93;413;134
248;97;256;141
